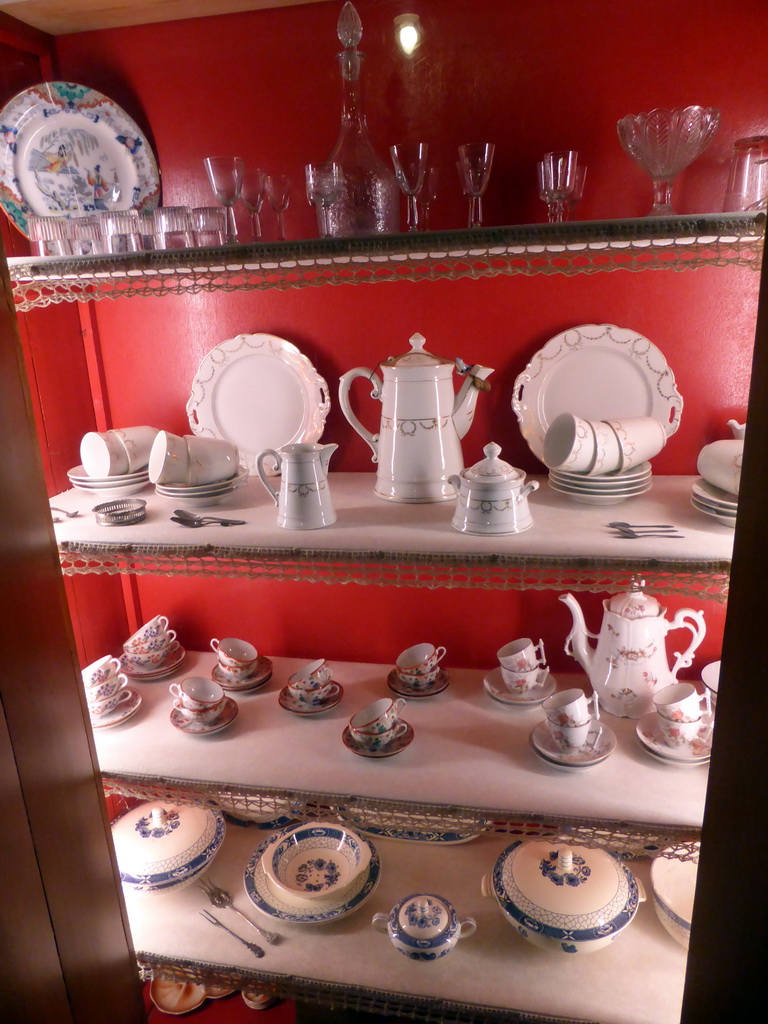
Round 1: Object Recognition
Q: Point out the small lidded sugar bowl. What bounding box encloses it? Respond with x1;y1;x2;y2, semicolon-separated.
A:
372;893;476;961
448;441;539;534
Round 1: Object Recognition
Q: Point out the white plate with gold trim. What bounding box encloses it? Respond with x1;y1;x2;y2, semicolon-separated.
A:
512;324;682;464
186;333;330;475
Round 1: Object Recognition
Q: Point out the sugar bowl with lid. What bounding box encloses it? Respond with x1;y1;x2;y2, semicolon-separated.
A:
481;840;644;954
372;893;476;960
448;441;539;534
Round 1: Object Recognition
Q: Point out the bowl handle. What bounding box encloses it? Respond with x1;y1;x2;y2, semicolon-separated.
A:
371;912;389;934
479;873;493;898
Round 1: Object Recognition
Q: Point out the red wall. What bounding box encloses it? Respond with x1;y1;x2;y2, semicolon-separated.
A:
8;0;761;671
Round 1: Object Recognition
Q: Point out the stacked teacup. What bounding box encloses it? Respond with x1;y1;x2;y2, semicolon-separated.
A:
543;413;665;503
170;677;227;725
285;658;335;708
347;697;408;753
652;683;711;747
394;642;446;692
149;430;245;506
82;654;132;721
497;637;548;696
542;687;600;752
121;615;179;677
69;425;159;497
210;637;260;689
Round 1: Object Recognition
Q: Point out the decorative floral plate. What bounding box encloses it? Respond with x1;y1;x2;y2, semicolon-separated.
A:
170;695;239;735
278;681;343;714
90;687;142;728
512;324;683;465
342;721;414;758
243;833;380;924
636;713;713;765
0;81;160;236
529;719;617;770
387;667;449;698
186;333;330;476
212;655;273;692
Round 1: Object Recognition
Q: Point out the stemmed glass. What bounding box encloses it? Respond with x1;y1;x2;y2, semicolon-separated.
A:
568;164;588;217
390;143;429;231
457;142;495;228
536;150;577;223
265;174;291;241
241;167;267;240
617;106;720;215
203;156;245;243
305;163;345;237
417;166;439;231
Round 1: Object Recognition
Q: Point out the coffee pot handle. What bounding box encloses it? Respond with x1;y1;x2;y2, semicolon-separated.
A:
338;367;382;463
668;608;707;676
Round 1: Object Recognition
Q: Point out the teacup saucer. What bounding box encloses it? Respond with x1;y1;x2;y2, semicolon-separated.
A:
170;695;239;735
90;687;142;728
278;682;343;715
387;667;449;698
213;655;273;692
483;666;556;706
529;719;616;770
342;721;414;758
121;642;186;680
636;713;713;766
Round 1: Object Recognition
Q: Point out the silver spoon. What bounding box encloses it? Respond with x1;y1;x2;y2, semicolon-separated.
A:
607;521;677;530
172;509;246;526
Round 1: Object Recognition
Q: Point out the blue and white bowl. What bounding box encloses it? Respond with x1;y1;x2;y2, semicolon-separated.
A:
262;822;371;904
111;802;225;895
372;893;476;961
650;850;697;949
482;840;644;954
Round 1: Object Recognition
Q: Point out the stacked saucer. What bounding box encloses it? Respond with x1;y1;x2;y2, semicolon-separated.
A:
155;463;249;507
636;712;713;767
690;479;737;527
68;463;150;497
548;462;652;505
529;719;617;771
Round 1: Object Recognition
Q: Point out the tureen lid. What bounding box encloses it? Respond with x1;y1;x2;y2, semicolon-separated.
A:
394;893;455;940
463;442;523;483
111;801;223;877
496;840;637;931
607;575;662;617
381;332;454;368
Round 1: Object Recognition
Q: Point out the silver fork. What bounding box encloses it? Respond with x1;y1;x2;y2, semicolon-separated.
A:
199;909;265;958
198;877;280;943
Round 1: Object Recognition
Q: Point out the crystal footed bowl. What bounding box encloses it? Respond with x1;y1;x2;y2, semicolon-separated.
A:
617;105;720;215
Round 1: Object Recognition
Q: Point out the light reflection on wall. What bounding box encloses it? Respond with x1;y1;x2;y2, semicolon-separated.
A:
394;13;422;57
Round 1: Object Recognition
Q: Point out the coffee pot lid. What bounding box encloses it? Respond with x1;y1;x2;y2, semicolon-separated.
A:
464;442;522;483
607;575;662;617
381;332;454;368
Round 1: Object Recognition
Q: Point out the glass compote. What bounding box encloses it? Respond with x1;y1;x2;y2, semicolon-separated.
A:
457;142;495;228
537;150;577;223
265;174;291;241
241;167;267;240
203;156;245;243
390;142;428;231
617;105;720;216
306;163;345;236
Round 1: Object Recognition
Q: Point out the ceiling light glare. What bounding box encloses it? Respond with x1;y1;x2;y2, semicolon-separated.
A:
395;14;422;57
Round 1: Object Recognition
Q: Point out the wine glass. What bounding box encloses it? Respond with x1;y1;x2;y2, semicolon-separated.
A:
457;142;495;228
390;143;428;231
305;163;345;237
536;151;577;223
568;164;587;217
203;156;244;242
417;166;439;231
617;106;720;216
265;174;291;241
241;167;267;240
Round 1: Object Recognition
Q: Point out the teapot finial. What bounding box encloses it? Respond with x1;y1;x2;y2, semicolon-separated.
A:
409;332;426;353
629;575;645;593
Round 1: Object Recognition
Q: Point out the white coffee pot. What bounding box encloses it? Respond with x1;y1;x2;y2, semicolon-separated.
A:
338;332;493;502
559;576;706;718
256;442;337;530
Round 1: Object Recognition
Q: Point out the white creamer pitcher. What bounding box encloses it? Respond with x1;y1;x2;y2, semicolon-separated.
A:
256;443;337;530
338;332;493;502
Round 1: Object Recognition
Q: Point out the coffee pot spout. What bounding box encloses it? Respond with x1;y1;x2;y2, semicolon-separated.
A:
452;360;494;440
559;592;598;678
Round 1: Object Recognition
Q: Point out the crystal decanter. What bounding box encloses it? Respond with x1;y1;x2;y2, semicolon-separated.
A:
319;2;398;237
